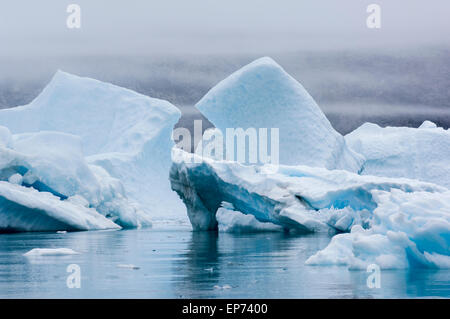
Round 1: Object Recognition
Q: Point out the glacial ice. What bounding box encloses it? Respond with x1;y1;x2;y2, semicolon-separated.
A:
217;202;283;233
171;148;445;228
346;121;450;188
171;148;450;268
0;71;186;229
23;248;80;256
0;127;140;231
306;189;450;269
0;181;120;232
195;57;363;172
174;57;450;269
0;57;448;270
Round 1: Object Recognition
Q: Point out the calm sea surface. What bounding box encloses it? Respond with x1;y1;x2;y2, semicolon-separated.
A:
0;227;448;298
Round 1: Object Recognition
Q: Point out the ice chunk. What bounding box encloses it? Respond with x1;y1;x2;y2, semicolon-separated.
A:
346;122;450;188
0;129;147;229
324;207;370;233
306;189;450;269
217;202;283;233
195;57;363;172
0;71;186;222
8;173;22;185
419;120;438;129
117;264;140;270
12;131;101;201
172;149;449;268
24;248;80;256
0;126;12;148
0;182;120;232
171;148;445;232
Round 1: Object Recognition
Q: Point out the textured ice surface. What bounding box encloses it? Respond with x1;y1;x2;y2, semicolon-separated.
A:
0;71;186;226
171;149;444;228
171;148;449;268
0;181;120;232
196;57;363;172
217;202;283;233
306;189;450;269
346;121;450;188
0;126;148;230
23;248;80;256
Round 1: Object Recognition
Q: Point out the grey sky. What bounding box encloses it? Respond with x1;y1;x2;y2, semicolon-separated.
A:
1;0;449;56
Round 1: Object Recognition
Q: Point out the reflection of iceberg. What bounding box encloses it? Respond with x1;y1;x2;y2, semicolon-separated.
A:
0;71;185;232
171;57;450;269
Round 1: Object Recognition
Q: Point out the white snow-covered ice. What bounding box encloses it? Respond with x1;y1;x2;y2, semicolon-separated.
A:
306;189;450;269
170;57;450;269
346;121;450;188
0;181;120;232
0;57;448;270
0;71;187;232
195;57;363;172
171;146;450;268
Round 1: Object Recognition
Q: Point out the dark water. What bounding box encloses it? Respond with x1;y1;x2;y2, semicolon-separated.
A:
0;228;448;298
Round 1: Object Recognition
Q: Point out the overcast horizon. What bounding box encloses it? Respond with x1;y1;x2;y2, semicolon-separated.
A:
1;0;449;57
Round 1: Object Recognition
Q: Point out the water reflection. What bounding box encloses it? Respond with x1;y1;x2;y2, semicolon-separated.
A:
0;229;448;298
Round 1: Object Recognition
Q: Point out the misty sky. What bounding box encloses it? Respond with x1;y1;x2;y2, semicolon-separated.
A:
1;0;449;57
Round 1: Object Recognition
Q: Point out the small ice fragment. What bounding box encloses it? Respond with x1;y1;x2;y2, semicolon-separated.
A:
23;248;79;256
214;284;232;290
117;264;140;270
8;174;23;185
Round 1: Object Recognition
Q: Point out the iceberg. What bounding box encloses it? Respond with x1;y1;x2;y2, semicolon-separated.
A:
346;121;450;188
0;181;120;232
170;56;450;269
306;189;450;269
195;57;363;172
0;127;142;231
0;71;186;226
171;148;450;268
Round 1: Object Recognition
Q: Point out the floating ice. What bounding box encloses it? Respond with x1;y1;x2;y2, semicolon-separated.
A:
195;57;363;172
217;202;283;233
171;148;450;268
306;189;450;269
0;126;146;231
171;149;444;229
0;71;186;228
117;264;140;270
23;248;80;256
0;181;120;232
346;121;450;188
